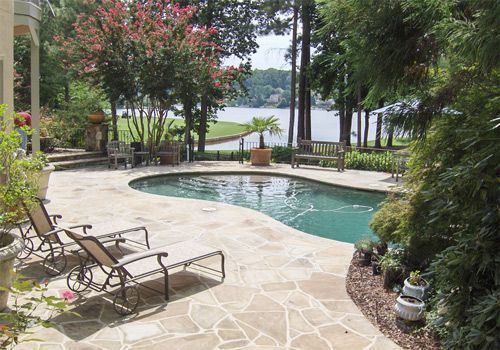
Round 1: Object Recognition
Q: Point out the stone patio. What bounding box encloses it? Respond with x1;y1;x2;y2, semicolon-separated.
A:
14;162;401;349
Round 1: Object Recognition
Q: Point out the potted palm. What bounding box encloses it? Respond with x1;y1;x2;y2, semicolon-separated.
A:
243;116;283;166
0;105;39;311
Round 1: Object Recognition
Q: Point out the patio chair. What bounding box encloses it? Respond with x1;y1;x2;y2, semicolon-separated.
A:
156;141;181;166
107;141;134;169
130;141;150;166
17;198;150;276
63;228;225;315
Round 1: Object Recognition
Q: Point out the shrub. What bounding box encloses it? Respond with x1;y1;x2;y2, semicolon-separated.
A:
271;146;293;163
320;150;396;172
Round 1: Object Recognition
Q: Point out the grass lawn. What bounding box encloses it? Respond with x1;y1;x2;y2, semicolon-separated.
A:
116;118;246;139
365;138;411;147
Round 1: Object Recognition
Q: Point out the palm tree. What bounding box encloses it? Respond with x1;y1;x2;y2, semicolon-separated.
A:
243;116;283;149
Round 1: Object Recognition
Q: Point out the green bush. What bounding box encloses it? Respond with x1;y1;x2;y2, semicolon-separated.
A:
320;150;396;172
271;146;293;163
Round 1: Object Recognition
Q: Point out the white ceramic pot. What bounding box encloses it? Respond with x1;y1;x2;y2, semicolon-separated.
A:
0;232;24;311
403;277;431;300
36;164;55;200
394;295;425;321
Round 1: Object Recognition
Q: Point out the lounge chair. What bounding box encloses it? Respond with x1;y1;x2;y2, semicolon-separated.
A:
63;228;225;315
17;198;150;276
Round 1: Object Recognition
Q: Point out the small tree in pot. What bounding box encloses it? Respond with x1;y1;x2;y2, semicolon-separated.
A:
243;116;283;166
0;105;39;311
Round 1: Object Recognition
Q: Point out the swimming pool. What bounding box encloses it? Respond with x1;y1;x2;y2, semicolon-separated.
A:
130;173;385;243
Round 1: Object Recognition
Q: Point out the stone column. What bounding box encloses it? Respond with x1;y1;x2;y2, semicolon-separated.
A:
0;1;14;116
85;123;109;153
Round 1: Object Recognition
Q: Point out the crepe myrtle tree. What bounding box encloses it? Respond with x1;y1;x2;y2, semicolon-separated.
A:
58;0;239;155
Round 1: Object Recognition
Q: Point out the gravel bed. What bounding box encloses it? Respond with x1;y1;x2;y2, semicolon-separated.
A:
346;256;440;349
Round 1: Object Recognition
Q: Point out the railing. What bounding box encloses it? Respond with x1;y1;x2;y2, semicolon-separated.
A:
108;129;135;144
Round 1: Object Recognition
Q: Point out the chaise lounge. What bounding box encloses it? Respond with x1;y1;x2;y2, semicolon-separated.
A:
63;227;225;315
18;198;149;276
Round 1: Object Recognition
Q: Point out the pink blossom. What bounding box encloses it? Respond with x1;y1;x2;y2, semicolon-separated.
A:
61;290;75;300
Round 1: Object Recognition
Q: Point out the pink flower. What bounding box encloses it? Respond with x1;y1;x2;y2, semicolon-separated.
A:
61;290;75;300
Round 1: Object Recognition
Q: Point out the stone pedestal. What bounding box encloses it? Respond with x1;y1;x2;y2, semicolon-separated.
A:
85;123;108;153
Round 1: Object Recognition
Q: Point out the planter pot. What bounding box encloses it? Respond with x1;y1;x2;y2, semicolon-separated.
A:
0;232;24;311
394;295;425;321
357;251;372;266
250;148;272;166
36;164;55;200
383;267;402;289
403;277;431;301
88;111;105;124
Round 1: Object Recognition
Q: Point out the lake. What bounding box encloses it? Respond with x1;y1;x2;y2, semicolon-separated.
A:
117;107;379;150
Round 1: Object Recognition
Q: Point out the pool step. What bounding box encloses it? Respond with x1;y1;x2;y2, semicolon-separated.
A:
47;149;108;170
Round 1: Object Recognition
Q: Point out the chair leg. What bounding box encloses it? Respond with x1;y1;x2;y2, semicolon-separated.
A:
164;269;170;301
220;253;226;278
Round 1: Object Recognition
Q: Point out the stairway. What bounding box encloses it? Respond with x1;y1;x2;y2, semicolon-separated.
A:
48;149;108;171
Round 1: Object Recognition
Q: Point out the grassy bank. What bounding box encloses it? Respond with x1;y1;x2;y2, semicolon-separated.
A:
116;118;246;139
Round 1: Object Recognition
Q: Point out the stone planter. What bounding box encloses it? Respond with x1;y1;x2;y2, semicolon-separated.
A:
88;111;105;124
403;277;431;301
0;232;24;311
36;164;55;200
394;295;425;321
250;148;272;166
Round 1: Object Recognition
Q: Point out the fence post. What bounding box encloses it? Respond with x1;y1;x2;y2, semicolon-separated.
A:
230;152;234;161
217;151;220;161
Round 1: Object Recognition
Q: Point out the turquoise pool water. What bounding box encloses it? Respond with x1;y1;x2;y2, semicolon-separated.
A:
130;173;385;243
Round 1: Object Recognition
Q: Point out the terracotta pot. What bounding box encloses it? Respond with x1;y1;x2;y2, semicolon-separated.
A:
36;164;55;200
403;277;431;301
88;111;105;124
0;232;24;311
250;148;272;166
394;295;425;321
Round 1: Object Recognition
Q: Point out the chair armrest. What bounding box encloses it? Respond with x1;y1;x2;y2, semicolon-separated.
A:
41;227;66;238
96;226;150;249
112;248;168;268
68;224;92;234
49;214;63;224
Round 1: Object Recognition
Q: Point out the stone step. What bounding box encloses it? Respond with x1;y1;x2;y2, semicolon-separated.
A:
47;151;104;163
51;157;109;171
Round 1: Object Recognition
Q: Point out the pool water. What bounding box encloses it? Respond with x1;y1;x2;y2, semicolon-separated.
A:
130;174;385;243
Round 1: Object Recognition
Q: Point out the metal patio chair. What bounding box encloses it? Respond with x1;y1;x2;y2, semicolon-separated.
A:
17;198;149;276
63;228;225;315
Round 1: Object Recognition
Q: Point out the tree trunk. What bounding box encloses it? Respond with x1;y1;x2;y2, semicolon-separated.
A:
387;128;394;148
338;104;345;142
297;0;312;142
288;1;298;146
363;109;370;147
111;100;118;141
183;97;193;159
343;105;353;147
198;97;208;152
356;87;362;147
305;87;312;140
303;0;312;140
375;99;384;148
197;0;214;152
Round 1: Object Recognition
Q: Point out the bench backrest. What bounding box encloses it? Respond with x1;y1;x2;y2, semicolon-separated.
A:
298;140;345;157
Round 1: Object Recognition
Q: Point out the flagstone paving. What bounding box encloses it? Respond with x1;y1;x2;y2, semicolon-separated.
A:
14;162;401;349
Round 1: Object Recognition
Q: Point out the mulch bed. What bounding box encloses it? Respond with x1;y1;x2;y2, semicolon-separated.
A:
346;255;440;350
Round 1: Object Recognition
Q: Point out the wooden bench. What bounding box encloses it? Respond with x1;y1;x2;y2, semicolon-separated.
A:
291;140;346;171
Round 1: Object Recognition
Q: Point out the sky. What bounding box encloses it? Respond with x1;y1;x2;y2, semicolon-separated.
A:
225;34;292;70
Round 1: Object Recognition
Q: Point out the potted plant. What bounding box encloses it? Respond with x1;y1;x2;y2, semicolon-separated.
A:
403;270;431;300
0;105;39;311
243;116;283;166
354;239;375;266
87;109;106;124
379;249;404;289
30;152;54;201
394;294;425;321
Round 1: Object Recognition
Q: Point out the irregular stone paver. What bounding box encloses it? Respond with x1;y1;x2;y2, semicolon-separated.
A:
13;162;400;349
